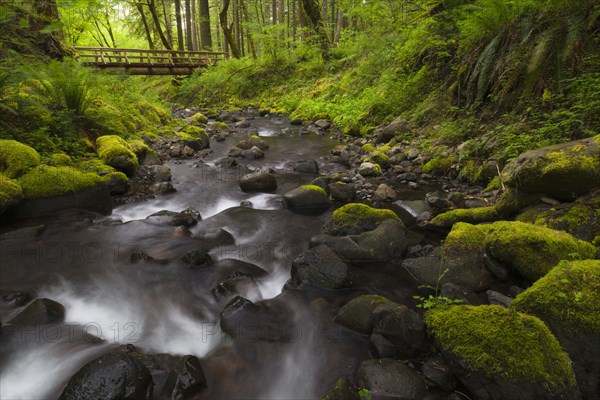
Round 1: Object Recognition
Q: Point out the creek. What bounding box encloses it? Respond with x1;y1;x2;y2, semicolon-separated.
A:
0;114;440;399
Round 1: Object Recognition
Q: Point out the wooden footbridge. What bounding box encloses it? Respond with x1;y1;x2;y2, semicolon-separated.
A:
73;47;228;75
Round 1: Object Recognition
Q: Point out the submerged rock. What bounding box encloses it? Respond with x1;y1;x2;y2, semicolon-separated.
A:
7;298;64;325
291;245;352;289
294;159;319;174
160;355;207;399
59;352;153;400
239;171;277;193
146;208;200;227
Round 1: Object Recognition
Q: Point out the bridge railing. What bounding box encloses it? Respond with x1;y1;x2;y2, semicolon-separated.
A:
73;47;229;67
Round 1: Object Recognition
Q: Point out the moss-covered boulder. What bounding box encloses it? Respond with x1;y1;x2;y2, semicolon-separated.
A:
422;155;456;176
0;174;23;214
179;126;210;151
481;221;595;282
323;203;401;236
426;305;579;400
501;135;600;201
0;139;41;178
189;112;208;126
516;192;600;242
430;189;541;228
96;135;138;176
358;162;382;177
512;260;600;399
334;295;390;334
48;153;73;166
321;378;359;400
236;135;269;151
282;184;331;214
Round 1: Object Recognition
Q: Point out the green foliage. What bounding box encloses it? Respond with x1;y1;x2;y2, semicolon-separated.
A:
414;268;464;310
426;305;577;392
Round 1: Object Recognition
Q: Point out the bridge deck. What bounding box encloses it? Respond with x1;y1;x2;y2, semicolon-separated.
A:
74;47;228;75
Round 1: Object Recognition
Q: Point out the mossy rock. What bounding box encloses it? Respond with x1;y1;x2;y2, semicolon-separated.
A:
512;259;600;399
17;165;104;200
179;126;210;150
430;189;541;228
426;305;578;400
282;184;331;214
323;203;401;236
370;151;389;168
501;135;600;201
481;221;595;282
0;174;23;213
335;295;390;334
0;139;41;178
189;112;208;126
78;159;117;175
96;135;138;176
321;378;359;400
361;143;376;153
422;156;456;176
48;153;73;167
512;260;600;334
128;139;151;157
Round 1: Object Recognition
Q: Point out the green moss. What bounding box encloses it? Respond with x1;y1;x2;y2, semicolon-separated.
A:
481;221;596;281
593;235;600;246
17;165;103;199
128;139;151;157
443;222;487;256
102;171;128;185
430;190;540;228
96;135;138;174
181;125;208;138
212;121;230;130
313;112;329;120
0;139;41;178
543;151;599;175
300;184;327;196
422;155;456;175
78;159;116;174
250;135;261;140
377;144;391;154
189;112;208;126
370;151;389;167
48;153;73;166
0;174;23;210
361;143;375;153
426;305;576;392
512;260;600;334
333;203;400;228
485;176;501;191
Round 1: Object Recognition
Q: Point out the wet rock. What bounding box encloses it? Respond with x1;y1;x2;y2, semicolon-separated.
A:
425;191;452;211
374;183;397;202
59;352;153;400
239;171;277;193
422;357;455;392
105;173;129;195
153;165;172;182
322;203;401;236
397;173;418;182
182;146;195;157
146;209;200;227
240;200;253;208
335;295;390;334
160;355;207;400
483;253;510;280
329;182;356;202
356;358;426;400
311;177;330;195
152;182;176;195
179;249;213;268
440;283;475;305
241;146;265;159
228;147;243;157
236;136;269;151
370;333;399;358
314;119;331;129
371;304;426;358
282;185;332;214
321;378;360;400
448;192;466;207
139;151;161;166
294;159;319;174
291;245;352;289
487;290;513;307
393;200;432;227
377;118;409;144
7;298;65;325
312;220;407;263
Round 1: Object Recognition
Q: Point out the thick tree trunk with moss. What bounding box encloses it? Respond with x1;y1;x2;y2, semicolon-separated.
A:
198;0;212;50
146;0;173;49
31;0;67;59
300;0;330;55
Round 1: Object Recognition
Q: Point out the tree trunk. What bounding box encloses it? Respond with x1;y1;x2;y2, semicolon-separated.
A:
198;0;212;49
162;0;173;47
175;0;185;50
272;0;277;24
191;0;199;51
185;0;194;50
136;2;155;49
147;0;173;49
277;0;285;24
220;0;241;58
32;0;66;58
301;0;329;53
241;0;257;58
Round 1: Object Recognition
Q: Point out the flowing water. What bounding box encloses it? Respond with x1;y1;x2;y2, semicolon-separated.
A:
0;115;437;399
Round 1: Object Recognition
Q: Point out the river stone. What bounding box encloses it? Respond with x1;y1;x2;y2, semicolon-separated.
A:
234;120;251;129
152;165;172;182
0;225;45;241
358;162;382;177
179;249;213;268
282;186;331;214
7;298;65;325
58;352;153;400
241;146;265;159
291;245;352;289
334;295;390;334
160;355;207;399
152;182;176;195
321;378;359;400
356;358;426;400
393;200;432;226
146;209;200;227
294;159;319;174
376;118;409;144
501;135;600;201
374;183;397;202
422;356;456;392
311;220;407;264
229;147;243;157
372;304;426;359
236;136;269;151
239;171;277;193
329;182;356;202
0;291;32;308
